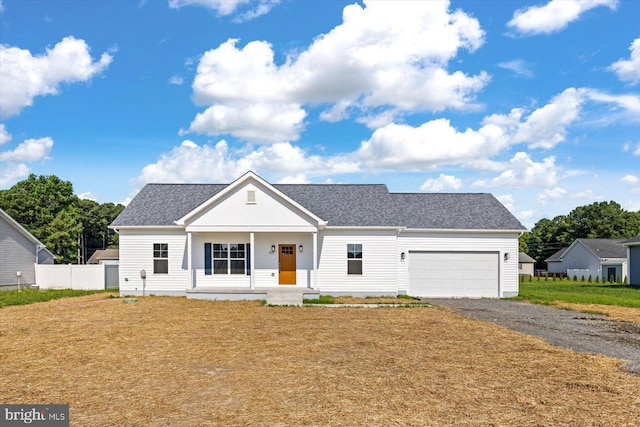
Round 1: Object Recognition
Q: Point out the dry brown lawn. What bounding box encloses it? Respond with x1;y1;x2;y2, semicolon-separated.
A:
1;294;639;426
553;302;640;323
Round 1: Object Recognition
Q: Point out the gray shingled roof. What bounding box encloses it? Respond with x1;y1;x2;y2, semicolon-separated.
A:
621;235;640;245
519;252;536;263
545;247;568;262
111;183;525;230
578;238;627;258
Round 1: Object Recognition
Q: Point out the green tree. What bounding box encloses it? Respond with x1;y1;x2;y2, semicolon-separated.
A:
0;174;77;243
520;201;640;270
45;208;82;263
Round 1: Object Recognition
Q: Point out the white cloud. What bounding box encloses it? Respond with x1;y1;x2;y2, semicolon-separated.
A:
168;0;280;21
537;187;566;204
168;0;249;15
583;89;640;116
495;194;514;211
275;173;310;184
183;103;307;142
169;74;184;85
497;59;533;77
519;210;535;220
0;36;113;119
507;0;617;35
620;174;639;185
233;0;280;23
473;152;560;188
420;174;463;192
356;118;509;170
0;0;4;13
186;1;489;141
608;38;640;85
571;189;604;200
135;139;358;186
78;192;97;201
512;88;584;149
0;124;10;145
0;163;29;187
0;137;53;162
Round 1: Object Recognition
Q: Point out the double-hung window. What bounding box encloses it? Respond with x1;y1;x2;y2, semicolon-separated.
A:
153;243;168;274
347;243;362;275
206;243;250;275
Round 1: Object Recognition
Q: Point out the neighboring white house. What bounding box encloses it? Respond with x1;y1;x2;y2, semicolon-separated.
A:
545;238;627;281
87;248;119;265
518;252;535;277
0;208;55;288
621;235;640;286
110;171;526;299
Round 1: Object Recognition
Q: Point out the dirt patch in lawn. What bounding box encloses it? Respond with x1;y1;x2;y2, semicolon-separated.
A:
1;295;639;426
554;302;640;323
333;296;425;305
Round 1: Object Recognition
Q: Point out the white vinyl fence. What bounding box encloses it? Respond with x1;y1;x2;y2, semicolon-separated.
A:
567;268;590;280
35;264;119;290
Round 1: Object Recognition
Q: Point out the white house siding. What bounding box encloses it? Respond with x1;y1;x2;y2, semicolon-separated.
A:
396;231;520;298
187;182;317;232
0;215;37;286
317;229;398;295
118;228;188;296
190;232;314;289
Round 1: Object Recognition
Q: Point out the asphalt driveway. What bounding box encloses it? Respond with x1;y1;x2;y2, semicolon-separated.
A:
426;298;640;375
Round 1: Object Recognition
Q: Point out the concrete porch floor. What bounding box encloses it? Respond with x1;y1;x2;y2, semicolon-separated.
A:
186;287;319;306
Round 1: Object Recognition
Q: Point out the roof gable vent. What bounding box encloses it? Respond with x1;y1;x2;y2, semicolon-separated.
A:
247;190;256;204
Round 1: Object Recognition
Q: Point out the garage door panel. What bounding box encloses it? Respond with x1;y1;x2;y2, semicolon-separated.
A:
408;251;499;298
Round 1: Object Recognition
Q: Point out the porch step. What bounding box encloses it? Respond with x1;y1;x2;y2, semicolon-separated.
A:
266;288;305;306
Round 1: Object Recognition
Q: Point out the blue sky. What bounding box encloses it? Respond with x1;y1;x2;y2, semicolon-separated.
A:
0;0;638;229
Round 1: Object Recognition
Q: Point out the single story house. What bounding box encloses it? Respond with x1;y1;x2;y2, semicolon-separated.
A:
87;248;119;265
110;171;526;299
518;252;535;277
0;208;55;288
545;238;627;281
621;235;640;286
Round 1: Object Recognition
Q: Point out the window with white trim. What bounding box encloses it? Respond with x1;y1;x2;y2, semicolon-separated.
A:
207;243;250;275
347;243;362;275
153;243;168;274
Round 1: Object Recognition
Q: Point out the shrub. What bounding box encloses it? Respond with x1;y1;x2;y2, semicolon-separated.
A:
573;275;578;282
623;276;628;284
595;275;600;283
528;275;533;282
588;275;592;282
580;275;585;282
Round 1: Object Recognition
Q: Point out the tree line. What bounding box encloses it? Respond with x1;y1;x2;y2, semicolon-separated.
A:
0;174;124;264
520;201;640;268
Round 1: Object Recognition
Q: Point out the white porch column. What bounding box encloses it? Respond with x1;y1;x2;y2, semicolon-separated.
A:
312;231;318;290
187;232;193;289
250;232;255;289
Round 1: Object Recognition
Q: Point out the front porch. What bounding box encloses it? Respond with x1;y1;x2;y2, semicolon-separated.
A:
186;286;320;306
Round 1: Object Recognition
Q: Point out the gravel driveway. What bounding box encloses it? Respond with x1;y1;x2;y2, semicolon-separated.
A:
426;299;640;375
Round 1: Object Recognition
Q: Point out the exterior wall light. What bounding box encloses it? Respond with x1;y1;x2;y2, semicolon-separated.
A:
271;245;276;254
504;253;510;262
401;252;405;261
299;245;303;253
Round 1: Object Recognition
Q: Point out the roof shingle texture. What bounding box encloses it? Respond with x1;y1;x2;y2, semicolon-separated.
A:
578;238;627;258
111;183;526;230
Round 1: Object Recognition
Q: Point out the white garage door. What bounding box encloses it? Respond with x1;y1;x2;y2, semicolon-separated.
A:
408;251;499;298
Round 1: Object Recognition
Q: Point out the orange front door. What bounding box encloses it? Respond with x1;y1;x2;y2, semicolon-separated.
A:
279;244;296;285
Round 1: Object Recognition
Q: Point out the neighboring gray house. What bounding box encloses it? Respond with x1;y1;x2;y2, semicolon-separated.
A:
621;235;640;286
518;252;535;277
545;238;627;281
111;171;526;299
87;248;119;265
545;247;569;275
0;208;55;288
